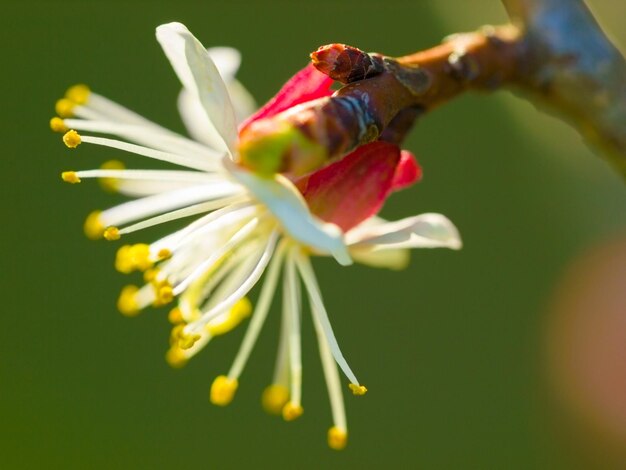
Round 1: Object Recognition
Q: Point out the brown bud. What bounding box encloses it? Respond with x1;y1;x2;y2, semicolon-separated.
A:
310;44;385;83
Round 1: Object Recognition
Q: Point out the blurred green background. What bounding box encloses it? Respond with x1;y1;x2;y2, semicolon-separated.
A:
2;1;626;468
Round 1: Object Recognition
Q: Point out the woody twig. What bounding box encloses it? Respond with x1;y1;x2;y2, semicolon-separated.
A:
238;0;626;178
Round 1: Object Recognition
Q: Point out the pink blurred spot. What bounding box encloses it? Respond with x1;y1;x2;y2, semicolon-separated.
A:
547;236;626;456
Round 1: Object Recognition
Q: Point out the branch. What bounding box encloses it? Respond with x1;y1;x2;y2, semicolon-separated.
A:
239;26;523;176
237;1;626;178
503;0;626;175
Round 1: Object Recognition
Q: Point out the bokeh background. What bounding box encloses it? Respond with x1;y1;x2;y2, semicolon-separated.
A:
2;1;626;468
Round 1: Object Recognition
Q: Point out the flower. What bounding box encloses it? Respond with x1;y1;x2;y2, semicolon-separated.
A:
52;22;461;449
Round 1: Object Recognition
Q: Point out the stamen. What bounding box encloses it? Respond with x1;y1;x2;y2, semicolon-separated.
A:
78;166;223;184
84;91;172;130
158;248;172;260
55;99;76;118
134;282;157;310
133;244;153;271
173;217;260;297
84;210;104;240
103;226;120;241
62;118;224;162
206;297;252;336
227;241;287;381
115;243;153;273
117;195;247;236
143;268;159;283
267;275;291;407
154;283;174;306
175;249;244;322
210;375;238;406
61;171;81;184
50;117;68;133
157;202;254;256
186;229;278;330
282;402;303;421
262;384;290;415
65;84;91;105
327;427;348;450
99;160;124;192
178;332;201;350
114;245;133;273
168;325;212;362
78;135;215;171
63;130;82;148
98;184;244;234
311;300;348;442
348;384;368;396
283;250;304;417
170;324;185;344
295;251;362;386
117;285;140;316
168;307;184;324
165;347;188;368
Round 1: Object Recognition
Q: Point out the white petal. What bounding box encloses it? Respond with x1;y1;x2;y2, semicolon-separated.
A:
346;213;462;251
179;47;255;137
177;77;256;141
156;22;237;154
226;159;352;266
227;81;257;125
177;89;226;150
207;47;241;81
349;247;410;270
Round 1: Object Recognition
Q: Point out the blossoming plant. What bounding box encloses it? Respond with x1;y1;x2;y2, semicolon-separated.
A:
52;22;461;449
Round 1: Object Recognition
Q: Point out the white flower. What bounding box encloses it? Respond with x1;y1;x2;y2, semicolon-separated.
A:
53;22;461;449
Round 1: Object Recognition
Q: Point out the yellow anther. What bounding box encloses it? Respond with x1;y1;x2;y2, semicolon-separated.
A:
84;210;104;240
55;98;76;118
117;243;153;274
231;296;252;319
65;84;91;104
130;244;152;272
50;117;68;133
99;159;125;193
117;285;140;317
170;324;185;345
348;383;368;396
206;297;253;337
157;248;172;260
114;245;133;273
261;384;289;415
155;284;174;306
168;307;184;324
327;427;348;450
103;226;120;241
143;268;159;283
178;332;201;350
61;171;81;184
210;375;238;406
165;347;188;369
62;129;81;148
282;402;304;421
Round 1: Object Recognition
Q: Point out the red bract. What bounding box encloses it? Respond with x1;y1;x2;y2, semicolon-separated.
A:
239;63;334;132
238;62;422;232
296;141;421;232
392;150;422;190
